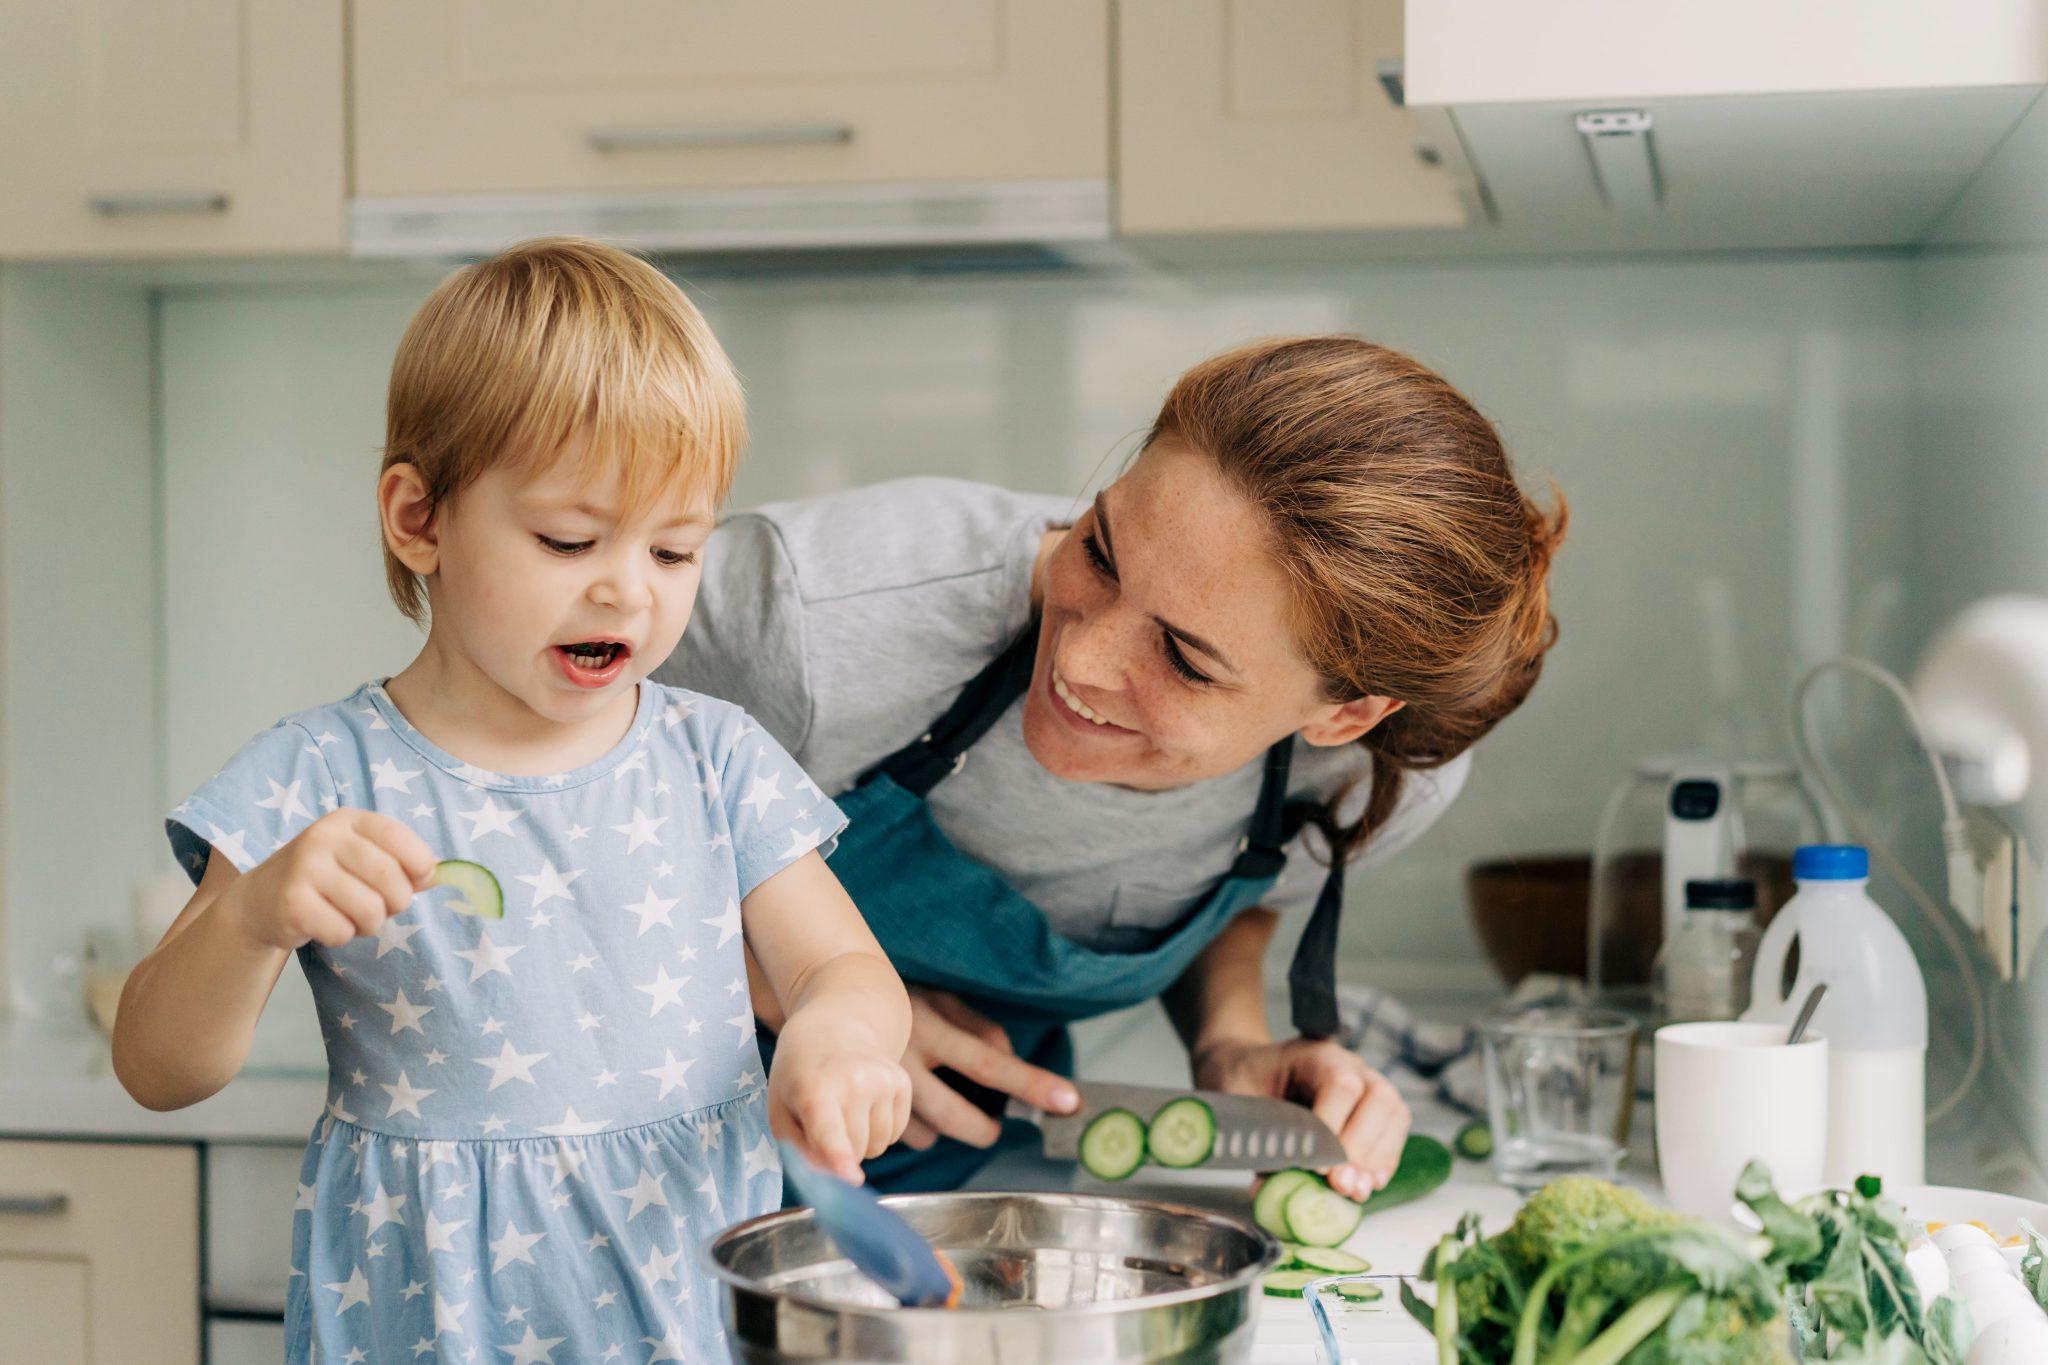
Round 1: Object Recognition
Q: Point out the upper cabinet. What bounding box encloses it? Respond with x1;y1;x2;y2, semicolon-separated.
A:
1117;0;1467;236
0;0;345;259
1401;0;2048;251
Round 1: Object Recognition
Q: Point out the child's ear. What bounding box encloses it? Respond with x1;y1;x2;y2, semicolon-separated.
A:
379;464;441;576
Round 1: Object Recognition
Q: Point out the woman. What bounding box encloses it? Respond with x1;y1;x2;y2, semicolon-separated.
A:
657;336;1565;1197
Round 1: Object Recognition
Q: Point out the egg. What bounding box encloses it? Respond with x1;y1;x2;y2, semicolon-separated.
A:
1908;1240;1955;1300
1937;1224;2001;1252
1949;1245;2017;1281
1955;1267;2041;1328
1966;1313;2048;1365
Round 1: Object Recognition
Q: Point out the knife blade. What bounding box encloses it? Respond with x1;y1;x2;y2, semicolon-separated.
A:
1006;1080;1347;1171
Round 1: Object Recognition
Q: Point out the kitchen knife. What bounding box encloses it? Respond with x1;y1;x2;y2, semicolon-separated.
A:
1006;1080;1347;1171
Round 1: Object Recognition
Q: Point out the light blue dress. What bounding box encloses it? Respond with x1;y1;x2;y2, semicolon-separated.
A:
167;680;845;1364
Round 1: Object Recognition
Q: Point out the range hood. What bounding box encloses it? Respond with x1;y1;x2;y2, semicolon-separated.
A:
1400;0;2048;252
348;177;1112;259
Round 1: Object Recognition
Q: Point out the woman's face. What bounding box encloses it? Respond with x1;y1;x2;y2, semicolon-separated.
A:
1022;440;1399;790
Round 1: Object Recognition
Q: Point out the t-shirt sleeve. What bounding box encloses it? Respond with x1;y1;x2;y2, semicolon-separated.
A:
656;513;814;759
1261;751;1472;916
166;721;343;883
710;716;850;901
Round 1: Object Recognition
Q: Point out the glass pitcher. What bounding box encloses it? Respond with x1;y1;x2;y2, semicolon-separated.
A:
1587;757;1822;1009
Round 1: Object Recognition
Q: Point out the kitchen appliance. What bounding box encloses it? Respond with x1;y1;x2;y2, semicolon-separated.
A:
707;1190;1281;1364
1587;757;1821;1001
1006;1081;1346;1172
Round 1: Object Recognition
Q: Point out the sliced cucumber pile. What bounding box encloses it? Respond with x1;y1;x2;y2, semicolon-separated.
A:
430;859;504;919
1078;1108;1147;1181
1254;1169;1321;1239
1291;1246;1372;1274
1260;1269;1321;1299
1145;1096;1217;1169
1259;1244;1376;1298
1453;1120;1494;1161
1286;1177;1368;1248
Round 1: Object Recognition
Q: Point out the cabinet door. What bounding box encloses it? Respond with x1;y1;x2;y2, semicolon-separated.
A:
0;0;345;259
352;0;1108;198
1117;0;1467;234
0;1142;199;1365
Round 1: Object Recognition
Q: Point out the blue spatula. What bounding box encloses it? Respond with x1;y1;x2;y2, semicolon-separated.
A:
776;1141;961;1309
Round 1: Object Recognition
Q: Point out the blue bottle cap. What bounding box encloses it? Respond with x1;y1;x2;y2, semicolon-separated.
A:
1793;844;1869;880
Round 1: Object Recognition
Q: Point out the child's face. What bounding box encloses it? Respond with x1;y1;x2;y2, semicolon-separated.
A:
427;444;716;726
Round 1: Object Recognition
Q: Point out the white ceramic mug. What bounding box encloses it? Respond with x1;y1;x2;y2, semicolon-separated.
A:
1655;1021;1828;1223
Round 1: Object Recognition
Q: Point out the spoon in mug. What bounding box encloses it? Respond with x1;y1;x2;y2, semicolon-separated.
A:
1786;983;1828;1045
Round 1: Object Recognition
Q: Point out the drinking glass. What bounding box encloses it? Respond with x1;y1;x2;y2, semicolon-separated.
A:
1478;1006;1638;1190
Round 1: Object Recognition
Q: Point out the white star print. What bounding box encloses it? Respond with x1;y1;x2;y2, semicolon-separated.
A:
357;1186;407;1233
500;1326;566;1365
529;908;555;928
326;1093;357;1124
424;1048;448;1066
379;988;434;1034
382;1072;435;1118
727;1009;757;1047
614;749;649;781
433;1293;469;1339
489;1220;546;1271
653;779;671;796
662;699;692;730
452;934;524;983
474;1041;547;1090
409;1340;431;1359
696;762;722;799
566;823;590;842
653;859;675;877
536;1106;611;1136
678;944;698;964
403;1279;427;1301
733;1065;761;1092
206;823;253;867
410;802;437;819
641;1050;695;1099
612;1169;670;1220
797;773;824;801
639;1243;682;1286
449;762;501;787
635;965;690;1016
601;1346;623;1364
372;915;423;959
295;1181;317;1210
504;1305;528;1324
370;758;423;794
325;1265;371;1313
256;776;312;826
479;1015;505;1034
696;1173;724;1221
543;773;569;787
367;1237;388;1259
568;953;596;973
423;975;446;993
439;1178;471;1202
315;729;343;746
457;797;524;840
539;1143;588;1187
576;1011;602;1032
744;1133;780;1180
780;826;820;861
741;774;784;818
705;831;732;852
593;1068;619;1088
594;1288;618;1309
703;898;743;948
623;887;679;934
481;1115;508;1134
425;1209;469;1253
344;1349;368;1365
611;805;667;852
643;1330;687;1363
685;1016;704;1037
421;1140;457;1169
585;1231;611;1251
727;976;746;997
701;1116;725;1150
514;859;584;907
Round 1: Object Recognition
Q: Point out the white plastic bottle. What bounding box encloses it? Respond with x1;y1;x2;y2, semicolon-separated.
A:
1743;845;1927;1186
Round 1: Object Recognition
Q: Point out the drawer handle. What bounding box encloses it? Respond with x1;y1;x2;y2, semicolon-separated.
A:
88;192;231;217
585;122;853;154
0;1192;69;1216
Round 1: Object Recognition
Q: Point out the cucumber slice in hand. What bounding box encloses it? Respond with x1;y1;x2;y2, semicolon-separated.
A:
1284;1176;1366;1248
431;860;504;919
1254;1169;1321;1241
1078;1108;1147;1181
1146;1096;1217;1169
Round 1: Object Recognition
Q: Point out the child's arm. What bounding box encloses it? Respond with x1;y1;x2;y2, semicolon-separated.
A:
113;810;435;1111
744;850;912;1184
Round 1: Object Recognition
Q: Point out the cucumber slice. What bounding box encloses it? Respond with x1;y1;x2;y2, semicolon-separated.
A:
1254;1169;1320;1240
1284;1176;1366;1249
431;860;504;919
1146;1096;1217;1169
1262;1269;1321;1298
1078;1108;1147;1181
1292;1246;1371;1274
1334;1280;1385;1303
1453;1120;1494;1162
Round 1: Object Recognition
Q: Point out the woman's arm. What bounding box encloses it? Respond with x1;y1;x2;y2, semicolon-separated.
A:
744;851;913;1181
1166;906;1412;1198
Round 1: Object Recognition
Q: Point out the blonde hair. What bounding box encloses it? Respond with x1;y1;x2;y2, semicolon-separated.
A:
381;236;745;623
1148;336;1566;861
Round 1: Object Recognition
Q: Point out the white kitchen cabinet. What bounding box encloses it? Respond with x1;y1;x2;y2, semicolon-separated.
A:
351;0;1108;199
0;1141;200;1365
0;0;345;260
1117;0;1467;235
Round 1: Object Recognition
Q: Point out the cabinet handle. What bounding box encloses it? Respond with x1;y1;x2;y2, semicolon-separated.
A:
585;122;854;154
88;192;230;217
0;1191;69;1216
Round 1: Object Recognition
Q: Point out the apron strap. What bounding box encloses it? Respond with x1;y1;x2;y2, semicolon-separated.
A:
1282;799;1346;1040
868;624;1040;798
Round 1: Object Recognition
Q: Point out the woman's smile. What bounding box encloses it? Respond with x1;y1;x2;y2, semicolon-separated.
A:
1048;665;1136;734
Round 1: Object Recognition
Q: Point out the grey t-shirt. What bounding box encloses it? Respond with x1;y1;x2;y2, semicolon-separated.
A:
656;477;1468;952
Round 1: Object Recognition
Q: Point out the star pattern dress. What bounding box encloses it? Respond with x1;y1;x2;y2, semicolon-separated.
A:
167;680;845;1365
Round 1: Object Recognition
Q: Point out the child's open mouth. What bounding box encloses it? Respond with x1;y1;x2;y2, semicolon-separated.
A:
554;640;632;688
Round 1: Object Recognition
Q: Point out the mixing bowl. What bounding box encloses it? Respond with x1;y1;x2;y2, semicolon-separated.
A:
706;1189;1281;1363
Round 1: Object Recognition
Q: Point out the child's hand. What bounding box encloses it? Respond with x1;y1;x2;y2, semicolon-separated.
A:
221;809;438;952
767;1015;913;1185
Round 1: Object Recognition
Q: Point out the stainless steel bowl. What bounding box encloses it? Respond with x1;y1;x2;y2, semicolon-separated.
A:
706;1190;1282;1364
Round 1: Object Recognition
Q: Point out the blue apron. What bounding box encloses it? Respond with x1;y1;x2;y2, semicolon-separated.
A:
793;624;1348;1192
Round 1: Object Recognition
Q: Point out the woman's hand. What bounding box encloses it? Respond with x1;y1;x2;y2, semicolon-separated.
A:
896;989;1080;1151
1193;1036;1410;1200
768;1013;913;1185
